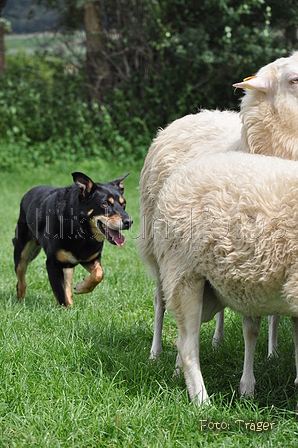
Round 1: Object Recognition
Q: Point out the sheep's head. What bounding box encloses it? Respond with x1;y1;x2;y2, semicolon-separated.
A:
234;52;298;101
233;52;298;159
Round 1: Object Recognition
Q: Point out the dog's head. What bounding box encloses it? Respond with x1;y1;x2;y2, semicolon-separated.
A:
72;171;133;246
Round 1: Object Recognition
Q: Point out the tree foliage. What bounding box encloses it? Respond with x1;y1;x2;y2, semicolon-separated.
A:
0;52;151;170
35;0;298;131
1;0;298;168
0;0;9;16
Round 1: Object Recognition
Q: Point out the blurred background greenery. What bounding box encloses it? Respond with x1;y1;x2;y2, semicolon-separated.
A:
1;0;298;170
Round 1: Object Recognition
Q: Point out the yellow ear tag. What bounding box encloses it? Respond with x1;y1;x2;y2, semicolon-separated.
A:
242;75;258;90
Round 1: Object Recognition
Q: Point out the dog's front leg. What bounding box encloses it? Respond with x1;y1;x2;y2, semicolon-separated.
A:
63;267;74;306
46;258;72;307
74;260;103;294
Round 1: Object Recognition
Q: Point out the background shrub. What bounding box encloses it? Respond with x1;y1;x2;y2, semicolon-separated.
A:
0;53;152;169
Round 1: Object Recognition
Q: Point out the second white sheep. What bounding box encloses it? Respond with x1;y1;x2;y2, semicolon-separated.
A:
139;51;298;360
154;152;298;404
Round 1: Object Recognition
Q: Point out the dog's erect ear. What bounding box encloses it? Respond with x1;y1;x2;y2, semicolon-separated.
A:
108;172;129;194
72;172;94;197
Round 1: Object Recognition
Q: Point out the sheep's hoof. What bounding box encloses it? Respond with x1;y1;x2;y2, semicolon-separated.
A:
149;349;162;360
172;365;183;380
239;384;255;400
212;336;223;348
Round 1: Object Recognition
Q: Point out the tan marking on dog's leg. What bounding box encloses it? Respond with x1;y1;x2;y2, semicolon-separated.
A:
63;268;74;307
16;240;41;300
74;260;103;294
16;266;27;300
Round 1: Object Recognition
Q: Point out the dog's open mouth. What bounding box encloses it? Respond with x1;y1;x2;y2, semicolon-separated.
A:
97;221;125;246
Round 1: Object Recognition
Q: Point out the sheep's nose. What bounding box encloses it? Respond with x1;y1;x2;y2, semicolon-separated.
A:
122;217;133;230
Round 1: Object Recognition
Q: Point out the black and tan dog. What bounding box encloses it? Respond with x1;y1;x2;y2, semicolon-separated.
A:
13;172;133;306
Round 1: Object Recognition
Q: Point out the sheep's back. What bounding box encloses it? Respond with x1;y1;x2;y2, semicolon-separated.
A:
138;110;241;276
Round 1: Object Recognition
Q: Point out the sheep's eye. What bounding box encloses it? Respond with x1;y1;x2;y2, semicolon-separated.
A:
289;77;298;85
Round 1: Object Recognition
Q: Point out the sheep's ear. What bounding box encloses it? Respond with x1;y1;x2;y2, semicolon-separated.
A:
233;75;271;92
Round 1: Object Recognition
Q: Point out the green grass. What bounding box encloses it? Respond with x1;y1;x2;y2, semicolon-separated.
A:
0;159;297;447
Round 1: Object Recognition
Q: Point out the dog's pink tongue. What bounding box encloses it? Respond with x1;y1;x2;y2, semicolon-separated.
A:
108;228;125;246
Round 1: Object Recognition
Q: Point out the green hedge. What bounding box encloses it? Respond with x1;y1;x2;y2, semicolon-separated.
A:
0;53;151;170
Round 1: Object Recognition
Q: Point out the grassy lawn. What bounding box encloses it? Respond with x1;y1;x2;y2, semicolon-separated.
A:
0;159;297;447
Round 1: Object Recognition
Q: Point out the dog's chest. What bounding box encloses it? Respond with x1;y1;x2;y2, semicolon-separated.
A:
56;249;100;265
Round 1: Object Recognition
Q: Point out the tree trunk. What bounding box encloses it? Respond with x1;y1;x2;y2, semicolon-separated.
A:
83;1;110;103
0;23;6;73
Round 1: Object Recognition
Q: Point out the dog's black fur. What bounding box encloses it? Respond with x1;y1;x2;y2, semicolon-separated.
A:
13;172;133;306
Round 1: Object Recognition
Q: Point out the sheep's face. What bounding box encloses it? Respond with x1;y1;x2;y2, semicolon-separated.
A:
234;52;298;158
233;52;298;96
281;66;298;101
276;55;298;123
234;52;298;121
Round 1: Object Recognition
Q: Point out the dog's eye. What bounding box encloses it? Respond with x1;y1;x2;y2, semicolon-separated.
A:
103;202;109;208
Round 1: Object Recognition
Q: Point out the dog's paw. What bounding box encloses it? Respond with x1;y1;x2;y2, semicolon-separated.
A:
74;281;85;294
74;280;95;294
17;281;27;300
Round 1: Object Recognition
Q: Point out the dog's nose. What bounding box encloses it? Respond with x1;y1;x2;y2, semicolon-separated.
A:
122;217;133;230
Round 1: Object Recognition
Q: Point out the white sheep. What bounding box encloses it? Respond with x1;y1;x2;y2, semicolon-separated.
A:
138;51;298;360
139;110;242;357
153;151;298;404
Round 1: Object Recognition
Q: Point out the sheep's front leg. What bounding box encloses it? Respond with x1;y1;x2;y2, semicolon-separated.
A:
268;315;280;357
212;310;225;347
172;336;183;378
150;279;165;359
240;315;261;397
174;278;209;405
292;317;298;387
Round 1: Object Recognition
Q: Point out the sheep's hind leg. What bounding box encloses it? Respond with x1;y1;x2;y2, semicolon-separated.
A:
150;279;165;359
268;315;280;357
292;317;298;421
239;315;261;398
212;310;225;347
173;278;209;405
